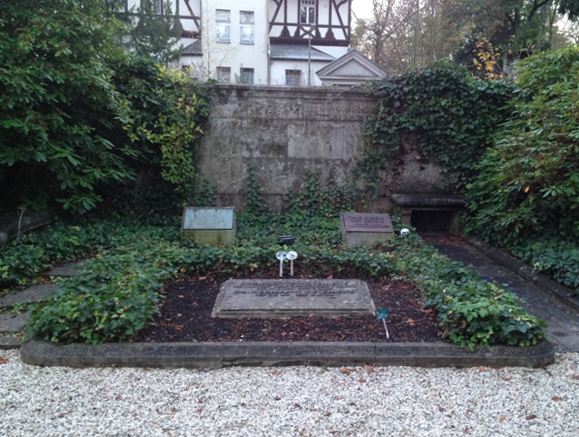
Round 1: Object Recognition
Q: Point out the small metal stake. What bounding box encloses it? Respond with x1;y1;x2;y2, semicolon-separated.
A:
376;308;390;339
382;319;390;339
287;251;298;277
276;251;287;278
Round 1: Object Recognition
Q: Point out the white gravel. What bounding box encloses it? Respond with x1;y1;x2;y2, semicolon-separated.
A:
1;351;578;437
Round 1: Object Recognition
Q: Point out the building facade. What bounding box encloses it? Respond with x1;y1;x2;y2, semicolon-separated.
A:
120;1;384;86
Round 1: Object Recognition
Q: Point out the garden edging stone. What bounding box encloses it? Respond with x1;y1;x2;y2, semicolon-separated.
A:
20;339;555;369
467;238;579;312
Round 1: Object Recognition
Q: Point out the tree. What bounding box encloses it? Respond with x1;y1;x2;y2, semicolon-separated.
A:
124;0;183;64
559;0;579;19
352;0;473;74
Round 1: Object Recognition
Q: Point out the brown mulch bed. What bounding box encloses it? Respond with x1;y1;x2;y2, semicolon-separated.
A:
134;274;441;343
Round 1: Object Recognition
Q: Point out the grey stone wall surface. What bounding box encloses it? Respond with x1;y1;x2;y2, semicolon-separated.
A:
199;85;448;211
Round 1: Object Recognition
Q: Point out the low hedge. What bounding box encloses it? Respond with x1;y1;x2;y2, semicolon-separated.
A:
26;216;546;349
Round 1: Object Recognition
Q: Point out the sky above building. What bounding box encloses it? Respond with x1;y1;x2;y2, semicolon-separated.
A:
352;0;373;20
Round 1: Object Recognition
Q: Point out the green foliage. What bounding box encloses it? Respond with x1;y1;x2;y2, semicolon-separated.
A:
105;56;209;212
285;171;362;220
359;63;513;194
559;0;579;19
23;208;545;348
244;165;271;219
28;239;177;344
466;47;579;289
0;0;132;212
393;238;546;348
0;219;178;290
0;2;209;214
510;238;579;291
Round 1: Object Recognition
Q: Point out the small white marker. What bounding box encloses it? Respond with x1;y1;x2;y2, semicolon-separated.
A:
286;251;298;277
276;251;287;278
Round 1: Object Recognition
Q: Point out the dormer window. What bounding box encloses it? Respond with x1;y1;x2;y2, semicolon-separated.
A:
300;0;316;25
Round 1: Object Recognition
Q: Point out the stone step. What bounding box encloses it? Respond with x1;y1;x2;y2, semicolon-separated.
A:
0;334;22;350
47;261;84;277
0;284;57;309
0;311;30;333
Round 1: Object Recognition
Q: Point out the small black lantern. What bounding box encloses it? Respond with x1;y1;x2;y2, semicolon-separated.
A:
277;235;296;246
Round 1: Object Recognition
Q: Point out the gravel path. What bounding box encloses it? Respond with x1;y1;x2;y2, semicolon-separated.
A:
1;351;578;436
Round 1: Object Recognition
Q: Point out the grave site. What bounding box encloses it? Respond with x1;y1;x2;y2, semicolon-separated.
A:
2;2;579;435
133;209;443;345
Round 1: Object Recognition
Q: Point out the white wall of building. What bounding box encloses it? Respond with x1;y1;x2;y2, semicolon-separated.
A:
199;0;269;84
125;1;354;87
270;60;331;87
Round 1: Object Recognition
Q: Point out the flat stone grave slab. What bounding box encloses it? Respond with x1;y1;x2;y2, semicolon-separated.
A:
341;212;394;247
0;284;56;308
0;311;30;333
212;279;375;318
182;207;236;246
48;262;84;277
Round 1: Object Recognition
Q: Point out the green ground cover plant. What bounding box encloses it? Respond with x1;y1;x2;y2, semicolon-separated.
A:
0;219;178;290
23;179;546;348
467;47;579;292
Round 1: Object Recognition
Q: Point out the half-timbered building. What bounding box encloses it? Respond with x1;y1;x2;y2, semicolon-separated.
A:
119;1;384;86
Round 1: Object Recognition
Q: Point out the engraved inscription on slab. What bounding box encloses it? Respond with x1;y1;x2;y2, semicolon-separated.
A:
182;207;235;230
212;279;375;318
342;213;394;233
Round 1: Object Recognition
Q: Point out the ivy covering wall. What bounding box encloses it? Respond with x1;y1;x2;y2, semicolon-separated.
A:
359;63;514;194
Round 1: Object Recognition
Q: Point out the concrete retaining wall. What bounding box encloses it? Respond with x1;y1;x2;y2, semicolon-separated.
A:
199;85;448;211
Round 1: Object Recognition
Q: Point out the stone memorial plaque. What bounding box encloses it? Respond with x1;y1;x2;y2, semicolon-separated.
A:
343;213;394;233
212;279;375;318
182;207;235;230
341;212;394;247
181;207;236;246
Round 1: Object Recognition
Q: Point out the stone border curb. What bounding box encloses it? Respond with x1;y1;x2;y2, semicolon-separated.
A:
467;238;579;312
20;340;555;369
0;334;21;350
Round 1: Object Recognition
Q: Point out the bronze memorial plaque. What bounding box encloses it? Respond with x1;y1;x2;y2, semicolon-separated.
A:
212;279;375;319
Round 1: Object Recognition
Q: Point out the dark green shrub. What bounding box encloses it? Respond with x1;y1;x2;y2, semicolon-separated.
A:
0;1;209;214
467;46;579;290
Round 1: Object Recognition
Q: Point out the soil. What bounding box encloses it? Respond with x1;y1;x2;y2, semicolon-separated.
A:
134;273;441;343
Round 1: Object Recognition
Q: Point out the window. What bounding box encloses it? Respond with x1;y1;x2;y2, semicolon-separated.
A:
240;11;255;45
285;70;302;87
148;0;162;14
216;9;231;43
240;68;254;85
216;67;231;83
300;0;316;25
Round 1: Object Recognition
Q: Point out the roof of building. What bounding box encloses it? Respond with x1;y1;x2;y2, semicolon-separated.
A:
270;44;335;62
316;50;387;82
182;40;202;56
